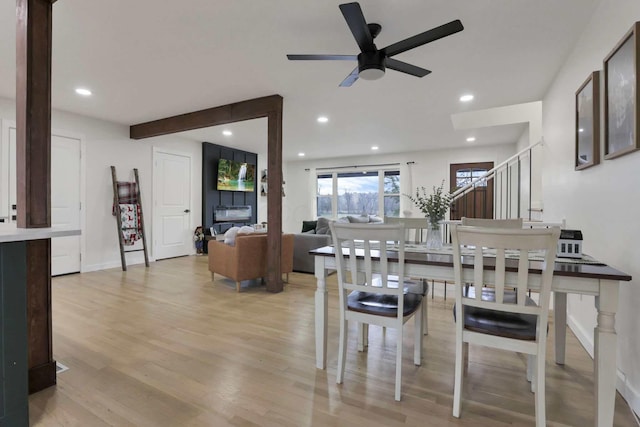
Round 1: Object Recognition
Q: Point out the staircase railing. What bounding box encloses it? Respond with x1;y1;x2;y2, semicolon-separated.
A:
449;139;543;221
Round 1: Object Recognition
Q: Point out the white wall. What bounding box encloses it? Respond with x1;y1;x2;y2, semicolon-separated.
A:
541;0;640;414
283;143;517;233
0;96;202;272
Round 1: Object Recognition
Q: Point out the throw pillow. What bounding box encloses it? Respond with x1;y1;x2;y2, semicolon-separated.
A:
315;217;332;235
223;227;241;246
238;225;255;234
368;215;383;223
302;220;318;233
347;215;370;223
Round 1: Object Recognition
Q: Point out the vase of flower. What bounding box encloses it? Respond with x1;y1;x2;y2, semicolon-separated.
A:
426;221;443;250
405;180;452;251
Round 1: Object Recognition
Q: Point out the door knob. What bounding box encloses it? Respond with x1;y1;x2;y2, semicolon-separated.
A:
184;209;190;213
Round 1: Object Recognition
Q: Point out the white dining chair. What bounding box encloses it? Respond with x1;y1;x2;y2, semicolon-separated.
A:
451;224;560;427
329;222;424;401
461;217;523;228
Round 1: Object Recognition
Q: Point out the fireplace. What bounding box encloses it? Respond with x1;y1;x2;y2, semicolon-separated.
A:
213;205;252;224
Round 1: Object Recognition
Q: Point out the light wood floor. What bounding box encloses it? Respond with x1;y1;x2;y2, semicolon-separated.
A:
28;255;637;427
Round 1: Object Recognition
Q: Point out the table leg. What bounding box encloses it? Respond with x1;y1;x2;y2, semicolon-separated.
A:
315;256;328;370
594;280;619;427
554;291;567;365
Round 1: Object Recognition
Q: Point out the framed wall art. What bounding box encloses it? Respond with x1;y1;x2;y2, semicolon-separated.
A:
575;71;600;170
604;21;640;160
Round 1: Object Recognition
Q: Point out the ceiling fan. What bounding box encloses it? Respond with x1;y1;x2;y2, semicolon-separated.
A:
287;2;464;87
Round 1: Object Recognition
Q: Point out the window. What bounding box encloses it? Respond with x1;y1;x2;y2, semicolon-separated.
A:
316;174;333;217
383;171;400;216
316;169;400;218
455;168;488;188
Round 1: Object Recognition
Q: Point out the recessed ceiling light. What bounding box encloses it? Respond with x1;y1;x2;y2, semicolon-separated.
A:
222;130;232;136
317;116;329;123
578;128;584;133
298;152;305;157
371;146;379;151
75;88;92;96
459;94;474;102
466;137;476;142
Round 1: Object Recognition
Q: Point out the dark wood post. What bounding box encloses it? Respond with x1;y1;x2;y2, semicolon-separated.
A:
16;0;57;393
265;106;283;292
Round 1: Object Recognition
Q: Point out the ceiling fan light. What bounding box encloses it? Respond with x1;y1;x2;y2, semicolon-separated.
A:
358;51;386;81
359;67;385;80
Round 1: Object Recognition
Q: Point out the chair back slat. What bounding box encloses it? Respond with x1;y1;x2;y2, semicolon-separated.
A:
473;246;483;302
494;248;505;304
517;251;529;304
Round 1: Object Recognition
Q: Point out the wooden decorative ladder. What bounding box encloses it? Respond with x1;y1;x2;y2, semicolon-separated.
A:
111;166;150;271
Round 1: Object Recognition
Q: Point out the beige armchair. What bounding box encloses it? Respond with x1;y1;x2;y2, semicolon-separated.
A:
208;233;294;292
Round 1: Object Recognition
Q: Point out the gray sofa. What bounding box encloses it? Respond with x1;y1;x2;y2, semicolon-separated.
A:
292;215;383;273
293;233;332;273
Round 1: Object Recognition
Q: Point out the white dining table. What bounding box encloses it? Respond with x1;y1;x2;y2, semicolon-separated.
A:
311;245;632;427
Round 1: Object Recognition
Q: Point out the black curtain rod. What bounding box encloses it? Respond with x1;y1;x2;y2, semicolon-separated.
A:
311;162;401;171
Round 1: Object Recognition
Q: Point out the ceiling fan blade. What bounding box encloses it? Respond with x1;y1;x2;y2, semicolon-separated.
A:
339;67;359;87
386;58;431;77
339;2;375;52
287;54;357;61
383;19;464;57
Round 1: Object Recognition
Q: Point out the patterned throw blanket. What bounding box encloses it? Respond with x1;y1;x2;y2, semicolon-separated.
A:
112;181;138;215
339;241;604;265
118;204;142;245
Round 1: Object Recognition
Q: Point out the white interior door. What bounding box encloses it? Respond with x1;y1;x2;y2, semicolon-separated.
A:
7;127;81;275
153;149;192;260
51;135;81;275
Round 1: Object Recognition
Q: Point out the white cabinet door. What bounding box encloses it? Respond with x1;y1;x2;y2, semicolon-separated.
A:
153;149;192;260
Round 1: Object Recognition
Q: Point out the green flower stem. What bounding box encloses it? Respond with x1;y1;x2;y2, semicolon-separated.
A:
404;180;452;229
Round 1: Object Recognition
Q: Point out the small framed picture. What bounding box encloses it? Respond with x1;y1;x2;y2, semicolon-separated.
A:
604;21;640;160
575;71;600;170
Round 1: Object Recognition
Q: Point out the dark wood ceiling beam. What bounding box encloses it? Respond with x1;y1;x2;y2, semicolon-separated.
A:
130;95;282;139
130;95;285;292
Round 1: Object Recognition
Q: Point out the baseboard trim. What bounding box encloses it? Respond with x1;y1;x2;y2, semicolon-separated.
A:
617;372;640;423
83;255;153;273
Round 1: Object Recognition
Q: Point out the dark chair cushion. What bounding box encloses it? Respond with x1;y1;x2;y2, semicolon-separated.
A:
453;288;539;341
301;220;317;233
347;290;423;318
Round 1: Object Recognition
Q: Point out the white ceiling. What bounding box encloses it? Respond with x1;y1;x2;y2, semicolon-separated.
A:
0;0;598;161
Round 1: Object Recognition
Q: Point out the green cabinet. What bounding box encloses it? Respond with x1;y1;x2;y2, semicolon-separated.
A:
0;241;28;427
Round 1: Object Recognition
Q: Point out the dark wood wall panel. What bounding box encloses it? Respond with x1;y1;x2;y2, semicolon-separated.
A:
201;142;258;236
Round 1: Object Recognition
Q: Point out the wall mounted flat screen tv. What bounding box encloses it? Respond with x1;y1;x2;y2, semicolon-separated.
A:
217;159;255;192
